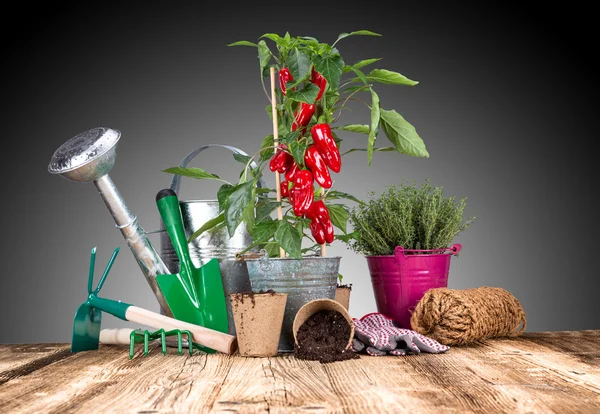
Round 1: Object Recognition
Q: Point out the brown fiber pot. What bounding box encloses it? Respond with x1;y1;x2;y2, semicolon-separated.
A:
230;292;288;357
292;298;354;350
335;286;352;311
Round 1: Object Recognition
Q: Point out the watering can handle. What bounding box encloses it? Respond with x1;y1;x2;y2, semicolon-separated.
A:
169;144;266;193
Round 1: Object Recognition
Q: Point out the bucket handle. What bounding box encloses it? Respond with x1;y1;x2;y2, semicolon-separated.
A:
169;144;266;193
393;244;462;266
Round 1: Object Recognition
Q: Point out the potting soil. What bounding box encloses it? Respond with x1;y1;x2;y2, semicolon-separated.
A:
295;310;359;363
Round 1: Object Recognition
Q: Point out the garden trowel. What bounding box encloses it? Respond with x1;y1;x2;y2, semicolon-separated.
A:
155;189;228;335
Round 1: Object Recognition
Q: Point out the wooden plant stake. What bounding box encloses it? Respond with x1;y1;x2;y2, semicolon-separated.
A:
270;67;285;258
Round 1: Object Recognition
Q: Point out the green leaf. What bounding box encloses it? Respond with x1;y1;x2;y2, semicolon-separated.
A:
337;124;370;134
380;109;429;158
256;201;281;221
327;204;349;234
365;69;418;86
368;89;380;165
217;184;235;212
233;152;253;166
188;213;224;242
250;220;278;243
264;242;282;258
335;231;360;243
314;53;345;90
162;167;223;182
324;190;365;205
288;138;307;167
227;40;257;47
333;30;382;46
351;67;369;86
286;47;311;81
286;83;320;104
275;220;302;258
241;201;256;232
260;33;284;44
342;58;382;73
341;147;395;156
280;130;301;146
257;40;271;74
224;182;255;237
260;134;275;162
325;90;340;112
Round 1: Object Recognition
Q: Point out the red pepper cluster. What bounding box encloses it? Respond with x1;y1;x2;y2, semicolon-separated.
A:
270;67;342;245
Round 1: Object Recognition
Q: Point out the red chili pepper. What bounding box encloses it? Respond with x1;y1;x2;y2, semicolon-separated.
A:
284;161;300;182
290;170;314;216
310;219;326;245
306;200;335;244
304;145;332;188
269;144;293;174
279;68;294;96
311;123;341;173
306;200;330;224
280;180;290;198
292;103;315;132
311;68;327;101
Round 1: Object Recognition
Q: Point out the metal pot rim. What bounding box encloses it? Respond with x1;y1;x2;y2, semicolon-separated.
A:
244;256;342;262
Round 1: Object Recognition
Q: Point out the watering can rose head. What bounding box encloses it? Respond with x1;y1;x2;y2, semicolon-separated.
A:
163;31;431;259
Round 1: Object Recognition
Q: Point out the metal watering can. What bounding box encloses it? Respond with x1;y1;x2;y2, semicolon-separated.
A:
47;128;255;336
160;145;265;336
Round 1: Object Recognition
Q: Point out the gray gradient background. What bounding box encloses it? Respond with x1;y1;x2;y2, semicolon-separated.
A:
1;4;598;343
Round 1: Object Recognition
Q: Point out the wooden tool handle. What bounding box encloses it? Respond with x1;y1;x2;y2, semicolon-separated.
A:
125;306;237;354
99;328;135;346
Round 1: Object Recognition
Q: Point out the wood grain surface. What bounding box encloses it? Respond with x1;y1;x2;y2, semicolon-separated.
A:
0;331;599;413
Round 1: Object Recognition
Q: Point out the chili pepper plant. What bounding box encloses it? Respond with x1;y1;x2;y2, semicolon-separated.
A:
164;31;429;259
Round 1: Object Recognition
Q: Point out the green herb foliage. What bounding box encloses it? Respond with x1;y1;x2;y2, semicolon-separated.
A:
348;180;475;256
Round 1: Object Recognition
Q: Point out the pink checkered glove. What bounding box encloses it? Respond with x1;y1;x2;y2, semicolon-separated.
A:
352;313;450;356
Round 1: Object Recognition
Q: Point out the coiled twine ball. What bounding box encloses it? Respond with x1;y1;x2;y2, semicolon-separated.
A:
410;286;526;346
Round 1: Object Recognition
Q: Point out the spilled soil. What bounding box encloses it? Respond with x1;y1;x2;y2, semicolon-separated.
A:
295;310;359;363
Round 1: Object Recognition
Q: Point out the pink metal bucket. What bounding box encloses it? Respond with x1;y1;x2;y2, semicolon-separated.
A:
366;244;462;328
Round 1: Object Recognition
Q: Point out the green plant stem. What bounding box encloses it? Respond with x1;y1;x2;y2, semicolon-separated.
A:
333;87;371;123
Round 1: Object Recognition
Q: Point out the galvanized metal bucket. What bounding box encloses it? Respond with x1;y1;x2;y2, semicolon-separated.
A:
159;145;264;336
245;251;341;352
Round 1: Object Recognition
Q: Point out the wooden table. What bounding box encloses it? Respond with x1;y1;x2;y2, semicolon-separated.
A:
1;331;599;413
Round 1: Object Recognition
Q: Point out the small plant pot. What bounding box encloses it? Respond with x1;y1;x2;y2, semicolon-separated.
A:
335;284;352;310
230;292;288;357
293;298;354;350
367;244;462;329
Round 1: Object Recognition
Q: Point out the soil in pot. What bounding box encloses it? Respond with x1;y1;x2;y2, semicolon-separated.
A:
295;310;359;363
230;290;287;357
335;284;352;310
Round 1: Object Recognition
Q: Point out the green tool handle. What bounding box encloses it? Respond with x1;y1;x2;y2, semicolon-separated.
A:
156;189;194;276
88;296;132;320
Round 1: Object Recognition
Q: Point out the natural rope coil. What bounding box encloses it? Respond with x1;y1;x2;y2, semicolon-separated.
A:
410;286;526;346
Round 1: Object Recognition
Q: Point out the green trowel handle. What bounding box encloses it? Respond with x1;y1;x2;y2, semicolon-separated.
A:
156;189;194;272
87;296;132;320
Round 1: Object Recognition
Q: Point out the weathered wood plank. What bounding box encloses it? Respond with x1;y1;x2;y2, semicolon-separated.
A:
0;331;599;414
0;345;132;412
0;344;72;386
67;346;235;413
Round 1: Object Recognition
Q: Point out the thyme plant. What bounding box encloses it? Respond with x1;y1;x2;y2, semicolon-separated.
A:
348;180;475;256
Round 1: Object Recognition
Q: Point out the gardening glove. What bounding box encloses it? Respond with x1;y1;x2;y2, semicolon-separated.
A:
352;313;450;356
